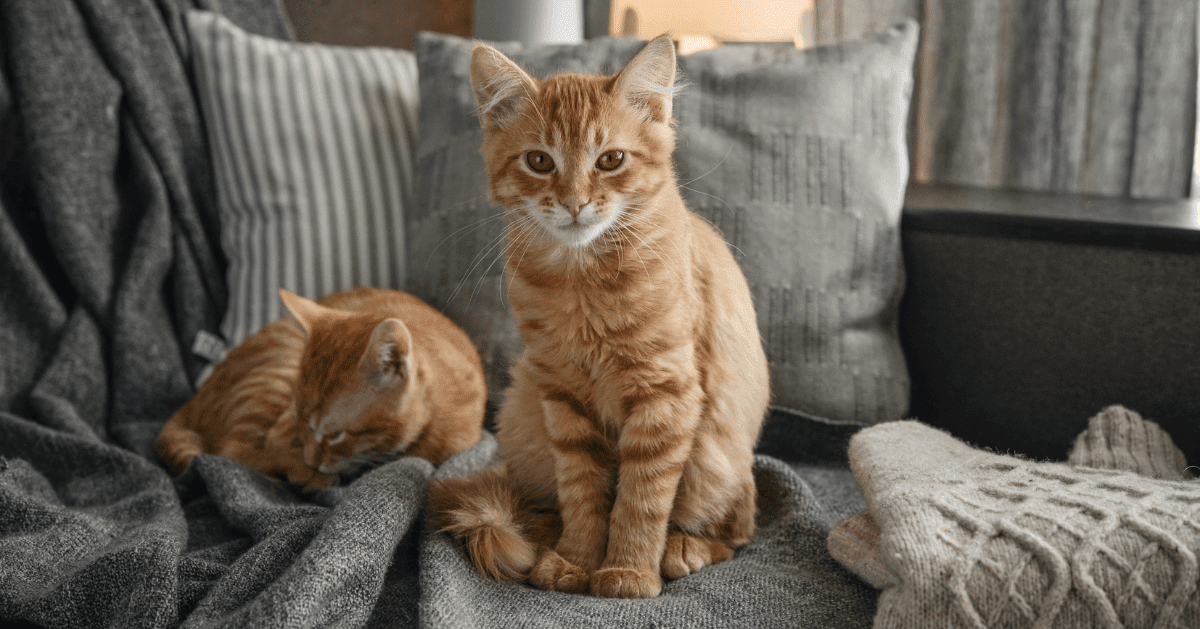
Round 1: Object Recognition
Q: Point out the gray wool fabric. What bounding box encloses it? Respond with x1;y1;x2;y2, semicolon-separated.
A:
827;406;1197;595
0;0;291;460
1067;405;1191;481
839;417;1200;628
420;418;877;629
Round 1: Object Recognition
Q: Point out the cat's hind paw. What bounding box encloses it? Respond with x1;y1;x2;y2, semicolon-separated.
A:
661;532;734;580
589;567;662;598
529;547;589;594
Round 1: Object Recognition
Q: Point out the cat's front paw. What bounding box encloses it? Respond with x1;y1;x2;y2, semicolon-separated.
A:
303;472;338;491
528;547;589;594
661;532;734;580
288;468;337;491
589;567;662;598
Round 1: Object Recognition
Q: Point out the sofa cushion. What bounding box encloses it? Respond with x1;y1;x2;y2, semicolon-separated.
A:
409;24;918;423
187;10;418;353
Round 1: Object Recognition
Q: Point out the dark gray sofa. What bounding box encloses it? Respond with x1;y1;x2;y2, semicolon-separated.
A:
901;183;1200;462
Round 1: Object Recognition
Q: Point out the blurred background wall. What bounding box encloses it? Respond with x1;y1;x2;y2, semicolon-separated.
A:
281;0;1197;200
282;0;472;50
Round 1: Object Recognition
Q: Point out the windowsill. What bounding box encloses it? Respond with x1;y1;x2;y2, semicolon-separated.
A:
902;182;1200;252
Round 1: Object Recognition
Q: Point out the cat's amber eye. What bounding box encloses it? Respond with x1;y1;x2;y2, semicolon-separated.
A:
596;150;625;171
526;151;555;173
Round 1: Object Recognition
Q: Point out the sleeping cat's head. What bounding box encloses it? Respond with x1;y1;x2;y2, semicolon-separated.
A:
469;35;679;253
279;289;422;476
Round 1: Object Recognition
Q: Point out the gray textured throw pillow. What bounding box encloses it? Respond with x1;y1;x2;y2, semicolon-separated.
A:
409;23;917;424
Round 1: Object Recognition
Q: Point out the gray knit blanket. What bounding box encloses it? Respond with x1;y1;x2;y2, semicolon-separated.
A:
0;1;876;626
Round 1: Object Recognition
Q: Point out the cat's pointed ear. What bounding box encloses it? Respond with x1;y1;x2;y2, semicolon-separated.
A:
614;35;677;123
361;318;413;388
279;289;325;337
470;43;537;129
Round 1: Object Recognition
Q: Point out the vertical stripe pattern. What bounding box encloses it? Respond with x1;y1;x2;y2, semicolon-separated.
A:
815;0;1197;198
187;11;417;348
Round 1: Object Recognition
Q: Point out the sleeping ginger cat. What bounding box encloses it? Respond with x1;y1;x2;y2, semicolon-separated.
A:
428;36;770;598
158;287;486;490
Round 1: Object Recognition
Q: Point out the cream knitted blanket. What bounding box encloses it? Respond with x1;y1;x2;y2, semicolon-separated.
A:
830;406;1200;628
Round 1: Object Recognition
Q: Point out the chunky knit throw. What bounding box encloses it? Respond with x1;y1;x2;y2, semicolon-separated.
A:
1067;405;1191;481
830;406;1200;628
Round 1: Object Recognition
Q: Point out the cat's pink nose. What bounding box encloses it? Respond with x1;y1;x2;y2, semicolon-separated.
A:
565;200;589;217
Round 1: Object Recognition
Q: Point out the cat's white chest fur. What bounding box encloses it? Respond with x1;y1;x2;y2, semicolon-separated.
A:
542;201;620;249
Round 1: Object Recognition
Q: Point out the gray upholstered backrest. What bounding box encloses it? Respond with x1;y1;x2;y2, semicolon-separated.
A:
899;187;1200;462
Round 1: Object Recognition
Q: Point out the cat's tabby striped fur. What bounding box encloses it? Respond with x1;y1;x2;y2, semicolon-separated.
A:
428;36;770;598
158;287;486;490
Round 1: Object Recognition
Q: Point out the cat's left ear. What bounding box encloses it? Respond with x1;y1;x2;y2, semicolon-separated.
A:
614;34;677;124
361;318;413;388
279;288;327;337
470;43;538;130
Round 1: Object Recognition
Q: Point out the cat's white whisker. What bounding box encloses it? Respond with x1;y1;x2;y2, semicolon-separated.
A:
465;242;510;306
614;223;654;289
678;184;730;209
638;226;688;287
671;186;743;261
422;207;507;273
691;210;748;259
624;230;669;287
446;213;526;305
610;206;689;289
468;216;534;307
678;146;733;186
505;219;540;294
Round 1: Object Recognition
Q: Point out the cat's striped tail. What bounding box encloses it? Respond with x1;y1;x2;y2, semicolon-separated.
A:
427;466;553;582
156;417;204;474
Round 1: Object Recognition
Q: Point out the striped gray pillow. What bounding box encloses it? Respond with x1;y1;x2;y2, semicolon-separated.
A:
187;10;417;352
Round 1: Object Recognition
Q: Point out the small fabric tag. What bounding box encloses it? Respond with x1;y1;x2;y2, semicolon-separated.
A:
192;330;230;364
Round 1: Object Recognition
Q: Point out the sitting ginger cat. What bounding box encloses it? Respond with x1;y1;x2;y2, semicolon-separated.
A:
157;287;486;490
428;36;770;598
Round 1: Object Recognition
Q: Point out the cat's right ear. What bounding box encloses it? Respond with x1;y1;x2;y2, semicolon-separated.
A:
614;34;677;124
279;289;322;337
470;43;537;130
362;318;413;388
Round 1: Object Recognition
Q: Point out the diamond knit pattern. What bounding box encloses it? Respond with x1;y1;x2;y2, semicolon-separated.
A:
851;421;1200;629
